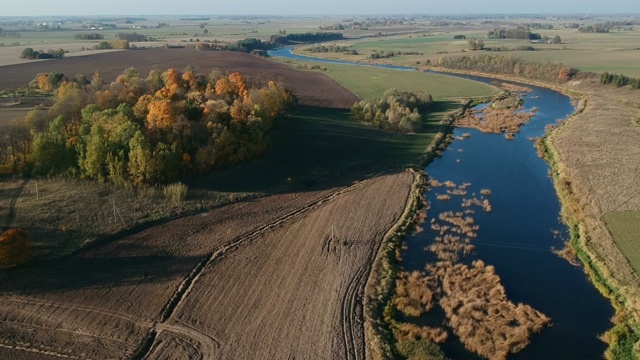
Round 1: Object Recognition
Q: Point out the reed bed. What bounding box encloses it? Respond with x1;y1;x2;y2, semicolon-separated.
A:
500;83;533;93
455;95;535;137
392;177;550;359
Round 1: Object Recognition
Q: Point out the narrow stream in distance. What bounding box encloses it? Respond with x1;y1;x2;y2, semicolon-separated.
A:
269;48;613;359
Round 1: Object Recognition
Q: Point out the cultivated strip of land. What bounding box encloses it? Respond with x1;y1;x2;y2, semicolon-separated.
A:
0;171;413;359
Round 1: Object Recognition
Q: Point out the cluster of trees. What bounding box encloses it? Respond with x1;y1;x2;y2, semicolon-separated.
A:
194;38;271;53
117;32;148;42
368;50;422;59
305;44;357;54
600;72;640;89
229;38;266;52
542;35;562;44
438;54;576;83
526;23;554;30
488;27;541;40
20;48;66;60
466;38;485;51
83;23;117;30
94;40;130;50
453;35;466;40
270;32;343;45
74;33;104;40
1;67;293;186
351;89;433;133
319;18;404;31
578;22;634;33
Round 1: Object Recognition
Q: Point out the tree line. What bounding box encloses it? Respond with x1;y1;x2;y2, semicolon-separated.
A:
304;44;358;55
74;33;104;40
351;89;433;133
1;67;293;186
437;54;577;83
270;32;344;45
579;22;634;33
20;48;66;59
600;72;640;89
487;27;541;40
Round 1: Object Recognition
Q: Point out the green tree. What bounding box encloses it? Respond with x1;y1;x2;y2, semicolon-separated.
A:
467;38;485;51
32;132;74;176
20;48;36;59
128;131;154;184
80;124;109;181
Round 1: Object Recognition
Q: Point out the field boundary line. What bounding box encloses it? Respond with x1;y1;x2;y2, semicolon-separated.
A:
0;341;88;360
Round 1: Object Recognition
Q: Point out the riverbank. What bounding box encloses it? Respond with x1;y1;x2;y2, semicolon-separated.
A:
284;47;640;357
432;68;640;358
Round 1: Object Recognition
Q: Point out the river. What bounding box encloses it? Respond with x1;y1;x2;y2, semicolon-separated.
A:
269;48;613;359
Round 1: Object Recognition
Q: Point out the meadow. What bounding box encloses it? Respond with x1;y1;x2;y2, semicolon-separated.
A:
279;59;499;101
603;211;640;276
296;24;640;77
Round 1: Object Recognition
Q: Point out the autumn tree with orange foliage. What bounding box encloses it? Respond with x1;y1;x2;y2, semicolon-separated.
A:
0;229;31;268
16;66;293;186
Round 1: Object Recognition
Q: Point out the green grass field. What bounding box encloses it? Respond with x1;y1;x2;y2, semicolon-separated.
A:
306;27;640;77
603;211;640;276
278;59;498;100
201;104;454;192
318;62;498;100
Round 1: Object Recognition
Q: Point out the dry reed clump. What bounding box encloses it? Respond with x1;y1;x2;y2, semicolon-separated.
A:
428;178;444;188
480;189;492;196
462;133;471;138
397;323;449;344
438;260;551;360
455;95;534;137
394;270;440;317
448;189;467;196
443;180;457;188
426;211;478;261
505;133;515;140
436;194;451;201
552;243;580;266
455;136;465;141
500;83;533;93
462;197;492;212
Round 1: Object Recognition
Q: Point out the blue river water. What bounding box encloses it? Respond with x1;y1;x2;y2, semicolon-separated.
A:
269;48;613;359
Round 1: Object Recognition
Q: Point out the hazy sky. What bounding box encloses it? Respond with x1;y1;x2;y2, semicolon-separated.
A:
2;0;639;16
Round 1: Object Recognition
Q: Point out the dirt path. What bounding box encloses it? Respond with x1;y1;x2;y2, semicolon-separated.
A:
0;171;414;359
1;178;29;231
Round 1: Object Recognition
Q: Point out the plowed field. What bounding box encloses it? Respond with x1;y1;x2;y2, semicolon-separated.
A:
0;49;358;109
0;171;413;359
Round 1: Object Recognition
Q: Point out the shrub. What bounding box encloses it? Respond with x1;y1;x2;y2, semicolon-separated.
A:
396;339;449;360
0;228;31;267
163;182;188;203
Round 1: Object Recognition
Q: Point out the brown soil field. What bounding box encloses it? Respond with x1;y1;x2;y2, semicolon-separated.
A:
0;171;413;359
0;48;359;109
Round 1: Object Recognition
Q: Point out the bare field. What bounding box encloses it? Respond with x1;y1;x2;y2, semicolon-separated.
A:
0;48;358;109
0;171;413;359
